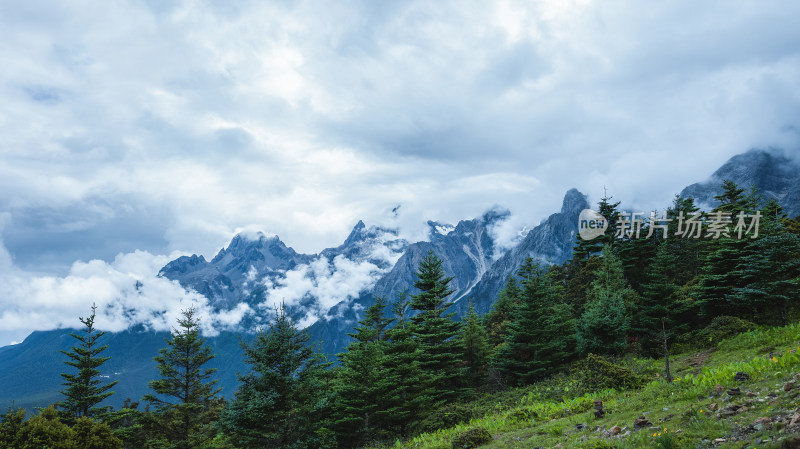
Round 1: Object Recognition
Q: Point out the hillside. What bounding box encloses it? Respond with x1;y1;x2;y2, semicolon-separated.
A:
384;322;800;449
1;147;799;415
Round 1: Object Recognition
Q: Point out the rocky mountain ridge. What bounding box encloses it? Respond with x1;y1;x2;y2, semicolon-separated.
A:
2;147;798;411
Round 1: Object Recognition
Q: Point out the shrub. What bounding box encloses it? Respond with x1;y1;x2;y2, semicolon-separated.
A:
697;316;756;345
451;427;492;449
506;407;538;423
420;402;477;432
570;354;646;392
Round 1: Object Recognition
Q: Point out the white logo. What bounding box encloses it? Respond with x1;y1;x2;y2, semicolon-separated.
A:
578;209;608;240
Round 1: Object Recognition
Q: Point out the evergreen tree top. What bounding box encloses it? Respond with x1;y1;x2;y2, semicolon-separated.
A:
145;307;220;408
347;295;394;343
410;252;455;312
713;179;747;214
59;303;117;421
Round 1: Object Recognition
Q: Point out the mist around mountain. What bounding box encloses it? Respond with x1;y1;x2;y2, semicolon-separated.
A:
159;221;409;330
0;188;585;411
681;148;800;217
2;147;799;412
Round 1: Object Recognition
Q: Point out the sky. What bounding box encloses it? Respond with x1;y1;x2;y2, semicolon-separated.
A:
1;0;800;344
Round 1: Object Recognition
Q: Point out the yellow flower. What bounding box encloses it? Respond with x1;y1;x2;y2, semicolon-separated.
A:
699;410;704;413
773;356;779;362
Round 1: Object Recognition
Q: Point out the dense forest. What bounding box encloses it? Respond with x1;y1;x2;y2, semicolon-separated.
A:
1;180;799;449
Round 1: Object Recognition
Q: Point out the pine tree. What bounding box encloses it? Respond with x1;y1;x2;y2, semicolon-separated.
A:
631;241;681;355
59;304;118;422
696;181;751;322
730;223;800;324
459;302;490;393
760;198;788;235
143;308;221;449
554;255;603;318
376;290;434;439
495;260;575;385
333;296;393;448
616;232;658;293
221;304;333;449
102;401;148;449
482;276;521;349
714;180;747;214
743;184;763;213
409;252;462;404
666;194;703;286
576;245;632;356
573;191;621;259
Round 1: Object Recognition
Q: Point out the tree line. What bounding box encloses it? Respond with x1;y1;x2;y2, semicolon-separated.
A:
1;179;799;449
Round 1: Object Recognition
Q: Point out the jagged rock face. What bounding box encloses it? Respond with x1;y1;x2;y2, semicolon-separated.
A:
5;148;800;412
159;225;408;325
159;233;314;309
307;191;589;356
372;209;506;303
319;220;408;268
159;190;587;352
455;188;589;316
681;148;800;217
306;209;509;355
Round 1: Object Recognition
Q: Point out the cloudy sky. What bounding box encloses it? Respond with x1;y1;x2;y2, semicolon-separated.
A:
1;0;799;344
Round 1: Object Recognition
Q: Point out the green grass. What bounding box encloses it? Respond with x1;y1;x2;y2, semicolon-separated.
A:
376;322;800;449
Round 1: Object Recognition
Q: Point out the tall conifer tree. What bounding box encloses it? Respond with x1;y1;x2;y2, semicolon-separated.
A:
631;241;680;354
496;260;575;385
696;180;752;321
60;304;118;422
576;246;632;356
573;192;621;259
482;276;521;349
143;308;221;449
221;304;333;449
333;296;393;447
409;252;462;404
377;290;434;438
459;302;490;393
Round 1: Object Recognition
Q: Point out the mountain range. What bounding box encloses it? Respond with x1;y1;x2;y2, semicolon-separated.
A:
681;148;800;217
1;147;798;411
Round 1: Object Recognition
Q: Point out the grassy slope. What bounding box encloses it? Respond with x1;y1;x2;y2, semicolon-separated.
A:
384;322;800;449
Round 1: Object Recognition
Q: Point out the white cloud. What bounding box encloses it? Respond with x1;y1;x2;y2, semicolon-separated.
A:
489;215;530;258
0;248;252;339
261;238;405;328
1;0;800;337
